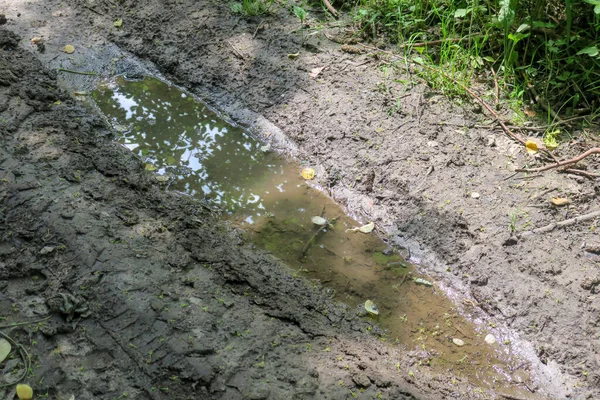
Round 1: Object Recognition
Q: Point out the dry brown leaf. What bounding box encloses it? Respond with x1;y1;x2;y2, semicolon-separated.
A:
524;107;537;117
550;198;569;206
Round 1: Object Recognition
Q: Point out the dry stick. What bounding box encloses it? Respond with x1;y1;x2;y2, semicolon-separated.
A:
515;147;600;173
299;218;337;260
397;37;464;48
323;0;338;17
519;209;600;237
57;68;98;76
563;168;599;179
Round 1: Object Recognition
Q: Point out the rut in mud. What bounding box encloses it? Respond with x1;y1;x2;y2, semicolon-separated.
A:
1;0;600;398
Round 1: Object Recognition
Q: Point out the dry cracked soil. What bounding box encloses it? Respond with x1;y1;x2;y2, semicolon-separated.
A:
1;1;600;399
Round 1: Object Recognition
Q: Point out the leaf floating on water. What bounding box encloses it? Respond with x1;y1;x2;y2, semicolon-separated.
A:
63;44;75;54
113;18;123;28
414;278;432;287
311;216;327;226
345;222;375;234
301;168;315;180
452;338;465;347
145;163;157;171
364;300;379;315
525;139;540;155
16;384;34;400
550;197;569;206
0;338;11;363
484;334;496;345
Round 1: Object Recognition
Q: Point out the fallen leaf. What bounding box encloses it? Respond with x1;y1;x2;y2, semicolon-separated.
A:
287;52;300;59
30;37;42;44
551;197;569;206
345;222;375;234
524;107;537;117
0;338;11;363
155;175;169;183
364;300;379;315
452;338;465;347
63;44;75;54
311;216;327;226
301;168;315;180
113;18;123;28
484;334;496;344
525;140;539;155
309;66;325;78
16;384;33;400
73;91;87;96
414;278;433;287
145;163;157;171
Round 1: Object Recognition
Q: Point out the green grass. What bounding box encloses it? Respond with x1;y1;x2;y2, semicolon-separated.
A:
231;0;274;16
350;0;600;124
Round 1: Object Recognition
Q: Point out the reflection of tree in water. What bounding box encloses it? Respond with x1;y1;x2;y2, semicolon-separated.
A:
94;77;281;213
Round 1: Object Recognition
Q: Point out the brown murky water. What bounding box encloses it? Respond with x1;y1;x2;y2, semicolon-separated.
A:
93;77;536;397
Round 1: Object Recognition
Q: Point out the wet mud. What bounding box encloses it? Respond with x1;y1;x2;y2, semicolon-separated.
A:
1;0;600;398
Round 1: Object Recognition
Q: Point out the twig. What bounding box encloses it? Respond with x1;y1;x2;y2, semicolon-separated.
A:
519;209;600;237
323;0;338;17
0;331;31;388
516;147;600;173
398;37;466;49
253;20;265;39
57;68;98;76
563;168;599;179
226;40;244;59
299;218;337;259
0;316;50;329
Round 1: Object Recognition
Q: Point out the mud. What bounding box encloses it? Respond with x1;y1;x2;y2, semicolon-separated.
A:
1;0;600;399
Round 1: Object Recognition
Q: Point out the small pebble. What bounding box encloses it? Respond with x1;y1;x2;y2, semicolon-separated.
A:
452;338;465;347
471;192;480;199
39;246;55;255
484;334;496;344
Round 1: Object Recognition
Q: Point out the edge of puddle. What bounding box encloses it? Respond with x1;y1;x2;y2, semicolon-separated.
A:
46;41;570;399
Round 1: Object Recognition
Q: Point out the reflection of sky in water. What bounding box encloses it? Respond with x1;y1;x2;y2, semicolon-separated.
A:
94;77;290;218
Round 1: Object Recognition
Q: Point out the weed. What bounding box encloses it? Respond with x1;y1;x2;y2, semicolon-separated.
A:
231;0;273;17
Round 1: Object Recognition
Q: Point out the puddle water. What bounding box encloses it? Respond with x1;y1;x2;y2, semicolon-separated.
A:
93;77;535;396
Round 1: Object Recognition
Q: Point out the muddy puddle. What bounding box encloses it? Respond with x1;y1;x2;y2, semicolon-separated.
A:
92;77;536;396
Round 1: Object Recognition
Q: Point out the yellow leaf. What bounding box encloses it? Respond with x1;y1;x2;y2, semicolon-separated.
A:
364;300;379;315
145;163;157;171
525;140;539;155
287;52;299;59
63;44;75;54
113;18;123;28
550;198;569;206
301;168;315;180
16;384;33;400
